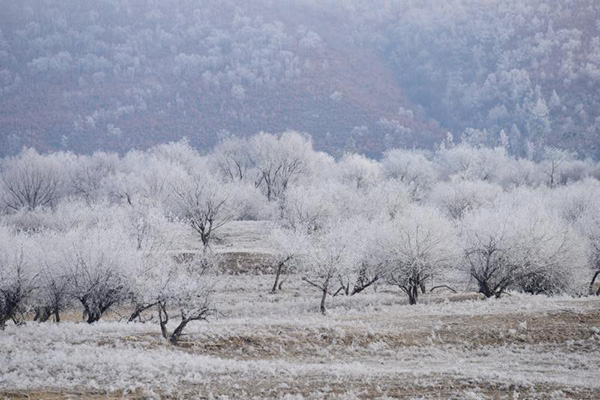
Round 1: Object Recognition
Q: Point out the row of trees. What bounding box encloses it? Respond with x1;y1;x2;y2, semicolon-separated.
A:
1;133;597;213
271;195;593;313
0;207;217;344
1;133;600;334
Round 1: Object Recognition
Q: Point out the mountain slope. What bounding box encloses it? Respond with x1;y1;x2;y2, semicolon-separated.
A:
0;0;598;158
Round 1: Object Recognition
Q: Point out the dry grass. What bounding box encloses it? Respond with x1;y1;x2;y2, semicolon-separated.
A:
3;276;600;399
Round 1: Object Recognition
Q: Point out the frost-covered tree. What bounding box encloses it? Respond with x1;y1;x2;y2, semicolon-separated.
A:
501;158;543;188
577;202;600;295
170;174;236;247
157;251;218;345
540;147;575;188
148;139;204;175
0;148;65;211
429;179;503;219
62;227;133;323
336;153;381;190
70;152;118;203
123;204;186;321
279;184;342;233
550;180;600;224
382;149;437;200
210;136;254;183
30;231;72;323
300;219;362;314
107;151;189;207
435;144;510;183
248;131;315;201
339;217;388;296
460;198;587;298
380;205;459;304
360;180;411;221
0;228;36;329
268;225;309;293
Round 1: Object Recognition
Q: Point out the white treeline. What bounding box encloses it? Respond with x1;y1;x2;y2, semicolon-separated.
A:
1;132;600;337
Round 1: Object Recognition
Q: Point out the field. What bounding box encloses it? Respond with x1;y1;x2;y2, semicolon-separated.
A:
1;223;600;399
2;281;600;399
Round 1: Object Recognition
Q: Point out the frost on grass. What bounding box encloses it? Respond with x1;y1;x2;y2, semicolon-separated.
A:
1;136;600;398
1;290;599;398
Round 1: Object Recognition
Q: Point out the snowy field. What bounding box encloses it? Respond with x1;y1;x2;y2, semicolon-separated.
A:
2;3;600;398
1;270;599;399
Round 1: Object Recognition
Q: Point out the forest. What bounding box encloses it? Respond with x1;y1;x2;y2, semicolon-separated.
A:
1;133;599;331
1;0;599;158
2;134;600;397
2;0;600;397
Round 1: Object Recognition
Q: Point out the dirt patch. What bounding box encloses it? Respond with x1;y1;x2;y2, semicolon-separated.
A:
0;389;147;399
3;289;599;400
168;309;600;361
4;378;600;400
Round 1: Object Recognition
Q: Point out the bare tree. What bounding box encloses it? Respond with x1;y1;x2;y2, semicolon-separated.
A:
0;255;35;329
300;220;361;314
463;234;516;298
268;225;309;293
157;252;218;345
336;153;382;191
70;152;117;203
1;148;62;211
577;203;600;295
171;175;235;247
249;132;314;201
461;198;586;298
210;136;253;182
63;228;131;323
430;179;503;220
0;230;36;329
381;149;437;200
125;206;185;322
540;147;574;188
381;206;459;304
33;263;71;323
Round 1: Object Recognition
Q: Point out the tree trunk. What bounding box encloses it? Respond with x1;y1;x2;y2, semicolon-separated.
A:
158;303;169;340
82;301;102;324
200;231;209;247
266;185;272;202
169;320;189;345
406;278;419;305
34;306;52;322
87;310;101;324
589;271;600;295
271;261;285;293
160;319;168;340
54;306;60;323
320;288;328;315
408;284;418;305
477;279;495;298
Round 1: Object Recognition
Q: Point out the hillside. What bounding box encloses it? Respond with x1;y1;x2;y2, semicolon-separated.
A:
0;0;599;158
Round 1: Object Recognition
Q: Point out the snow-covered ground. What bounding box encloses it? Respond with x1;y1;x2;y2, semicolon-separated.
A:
1;272;599;399
1;221;598;399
